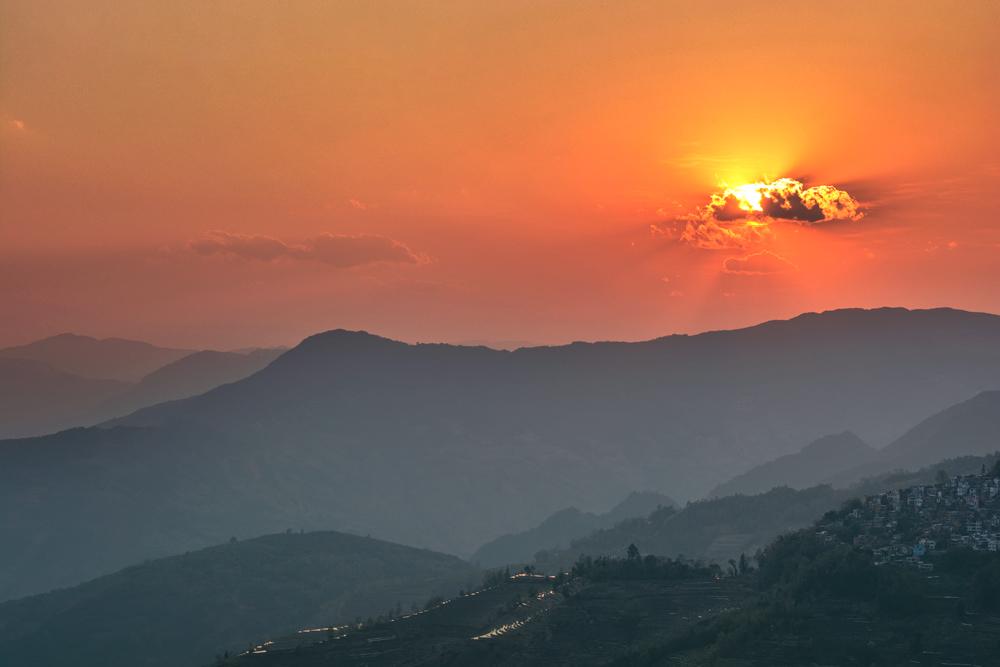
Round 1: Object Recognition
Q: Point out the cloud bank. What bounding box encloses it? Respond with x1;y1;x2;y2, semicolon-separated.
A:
190;231;425;268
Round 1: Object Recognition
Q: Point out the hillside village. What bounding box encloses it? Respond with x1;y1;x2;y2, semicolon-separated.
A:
819;464;1000;570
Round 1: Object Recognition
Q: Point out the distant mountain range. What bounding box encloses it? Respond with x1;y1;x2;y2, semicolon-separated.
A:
92;348;284;421
536;486;848;570
0;335;283;438
0;358;130;438
3;307;1000;600
709;391;1000;498
708;431;876;498
471;491;676;567
0;531;479;667
535;450;1000;571
867;389;1000;472
0;333;193;382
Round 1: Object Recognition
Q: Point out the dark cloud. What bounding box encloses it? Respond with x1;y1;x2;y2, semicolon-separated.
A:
705;179;863;225
722;251;796;275
675;178;865;249
190;231;425;267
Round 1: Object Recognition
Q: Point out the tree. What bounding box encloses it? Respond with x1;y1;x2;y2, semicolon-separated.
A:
935;469;949;486
738;552;750;575
627;543;640;561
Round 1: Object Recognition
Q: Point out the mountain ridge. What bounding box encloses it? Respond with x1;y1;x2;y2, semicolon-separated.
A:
5;307;1000;600
708;431;876;498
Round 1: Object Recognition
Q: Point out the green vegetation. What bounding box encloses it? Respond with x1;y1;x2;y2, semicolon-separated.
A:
536;485;849;569
532;452;1000;574
223;549;746;666
0;531;479;667
616;465;1000;665
221;464;1000;666
471;491;676;568
569;549;721;582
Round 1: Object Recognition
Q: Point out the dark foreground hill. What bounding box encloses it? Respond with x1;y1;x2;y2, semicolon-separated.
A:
224;560;748;667
0;531;478;667
221;545;1000;667
220;467;1000;667
5;307;1000;598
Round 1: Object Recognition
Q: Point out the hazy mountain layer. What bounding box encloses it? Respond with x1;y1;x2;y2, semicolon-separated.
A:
93;348;284;421
0;358;129;439
0;333;193;382
4;307;1000;599
829;390;1000;486
0;343;282;439
708;431;875;498
536;452;1000;570
471;491;675;567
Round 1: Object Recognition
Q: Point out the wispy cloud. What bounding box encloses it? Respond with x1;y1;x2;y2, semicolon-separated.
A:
190;231;427;268
722;251;796;275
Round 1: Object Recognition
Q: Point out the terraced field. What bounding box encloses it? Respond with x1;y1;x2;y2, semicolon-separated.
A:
226;574;749;666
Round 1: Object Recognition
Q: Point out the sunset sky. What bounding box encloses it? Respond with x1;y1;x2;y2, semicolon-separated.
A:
2;0;999;349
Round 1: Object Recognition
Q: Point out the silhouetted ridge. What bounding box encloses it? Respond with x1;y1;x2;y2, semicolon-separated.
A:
0;333;192;382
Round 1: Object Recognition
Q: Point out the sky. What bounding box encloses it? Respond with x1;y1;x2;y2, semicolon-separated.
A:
2;0;999;349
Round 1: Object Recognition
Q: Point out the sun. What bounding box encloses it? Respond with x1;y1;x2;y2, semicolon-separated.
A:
675;178;865;250
707;178;863;224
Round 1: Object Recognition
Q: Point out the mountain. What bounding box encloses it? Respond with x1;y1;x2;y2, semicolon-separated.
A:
5;307;1000;599
94;348;284;420
471;491;675;568
619;471;1000;666
537;450;1000;572
828;390;1000;487
223;559;746;667
220;499;1000;667
708;431;876;498
216;468;1000;667
0;531;479;667
0;333;193;382
0;358;129;439
0;343;283;439
535;485;849;570
604;491;677;523
875;390;1000;470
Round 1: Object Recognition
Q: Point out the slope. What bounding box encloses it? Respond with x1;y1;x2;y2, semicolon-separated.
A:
5;308;1000;598
0;333;192;382
708;431;875;498
0;531;479;667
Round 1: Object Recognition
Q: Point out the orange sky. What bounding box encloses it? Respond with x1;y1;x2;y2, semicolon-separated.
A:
2;1;999;348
